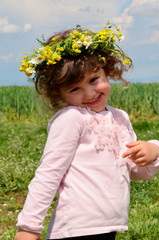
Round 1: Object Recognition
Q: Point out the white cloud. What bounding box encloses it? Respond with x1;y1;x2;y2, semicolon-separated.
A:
111;0;159;45
0;18;18;33
3;23;19;33
0;17;32;34
0;18;8;26
0;53;14;61
24;23;32;32
111;13;134;30
112;0;159;28
126;0;159;17
0;0;124;31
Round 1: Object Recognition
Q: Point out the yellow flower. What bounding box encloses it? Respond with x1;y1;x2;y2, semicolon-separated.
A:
56;47;64;52
72;44;78;49
111;34;116;41
100;29;107;34
73;49;81;53
73;30;79;36
80;36;85;42
20;61;25;67
37;56;43;61
52;38;56;41
54;54;61;61
100;35;107;40
19;66;24;71
25;71;32;77
86;38;90;42
24;68;33;76
24;66;35;76
47;60;54;65
123;59;131;65
118;31;123;41
43;48;53;59
101;57;106;63
118;31;122;37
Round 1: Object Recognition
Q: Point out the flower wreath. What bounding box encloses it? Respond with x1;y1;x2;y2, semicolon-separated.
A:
20;22;131;78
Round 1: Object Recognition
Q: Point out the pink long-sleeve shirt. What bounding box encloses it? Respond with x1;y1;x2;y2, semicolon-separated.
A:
16;105;159;239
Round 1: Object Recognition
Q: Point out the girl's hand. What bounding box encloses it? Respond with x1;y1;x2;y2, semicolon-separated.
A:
15;229;41;240
122;141;159;167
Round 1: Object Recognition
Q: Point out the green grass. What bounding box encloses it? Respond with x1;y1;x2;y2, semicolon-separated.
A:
0;86;52;121
0;84;159;239
0;83;159;121
0;121;51;239
109;82;159;121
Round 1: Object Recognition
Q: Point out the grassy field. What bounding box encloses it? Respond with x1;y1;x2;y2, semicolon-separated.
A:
0;84;159;239
0;83;159;121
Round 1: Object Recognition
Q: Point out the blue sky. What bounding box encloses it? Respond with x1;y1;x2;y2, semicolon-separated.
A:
0;0;159;86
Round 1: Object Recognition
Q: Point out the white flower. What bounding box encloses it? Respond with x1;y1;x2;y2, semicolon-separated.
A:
76;36;93;49
76;41;83;48
83;36;93;49
119;35;124;41
26;67;35;74
29;55;45;65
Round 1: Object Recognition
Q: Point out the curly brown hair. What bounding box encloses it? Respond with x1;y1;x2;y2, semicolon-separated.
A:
35;29;132;110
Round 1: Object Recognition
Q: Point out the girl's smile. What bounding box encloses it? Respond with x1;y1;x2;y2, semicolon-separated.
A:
60;68;111;112
83;93;102;105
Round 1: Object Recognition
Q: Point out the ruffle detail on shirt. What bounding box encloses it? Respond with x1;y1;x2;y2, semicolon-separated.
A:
79;106;134;157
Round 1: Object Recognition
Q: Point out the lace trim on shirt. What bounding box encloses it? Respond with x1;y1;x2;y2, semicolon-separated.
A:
79;107;134;157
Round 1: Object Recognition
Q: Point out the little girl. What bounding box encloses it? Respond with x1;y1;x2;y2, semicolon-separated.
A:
15;23;159;240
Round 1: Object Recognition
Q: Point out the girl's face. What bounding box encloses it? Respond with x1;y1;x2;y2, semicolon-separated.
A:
59;68;111;112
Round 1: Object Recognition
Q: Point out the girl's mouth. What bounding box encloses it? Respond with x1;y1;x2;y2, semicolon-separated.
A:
85;94;102;106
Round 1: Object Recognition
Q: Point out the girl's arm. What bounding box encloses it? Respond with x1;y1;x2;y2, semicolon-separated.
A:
15;108;83;235
15;230;41;240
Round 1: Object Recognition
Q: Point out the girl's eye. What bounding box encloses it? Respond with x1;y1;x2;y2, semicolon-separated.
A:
69;87;80;93
90;77;98;83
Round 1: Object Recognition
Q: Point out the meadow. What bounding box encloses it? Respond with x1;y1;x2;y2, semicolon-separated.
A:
0;83;159;122
0;83;159;240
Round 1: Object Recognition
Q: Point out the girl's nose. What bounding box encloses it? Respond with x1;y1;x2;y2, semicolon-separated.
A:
83;86;96;101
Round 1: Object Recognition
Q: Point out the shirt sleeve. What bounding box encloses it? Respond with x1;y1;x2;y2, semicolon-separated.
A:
16;107;84;233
